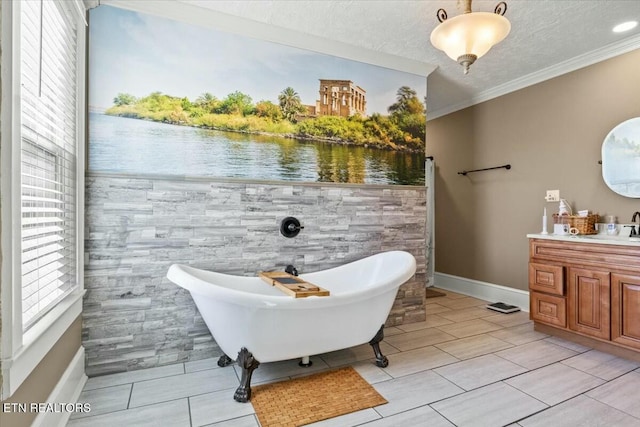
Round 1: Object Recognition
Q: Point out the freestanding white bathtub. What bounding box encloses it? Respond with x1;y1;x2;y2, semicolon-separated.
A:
167;250;417;401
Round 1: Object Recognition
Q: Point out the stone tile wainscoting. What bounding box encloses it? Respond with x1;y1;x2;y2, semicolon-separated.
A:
84;173;428;377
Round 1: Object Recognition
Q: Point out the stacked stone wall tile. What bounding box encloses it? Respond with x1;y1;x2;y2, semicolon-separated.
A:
84;174;429;376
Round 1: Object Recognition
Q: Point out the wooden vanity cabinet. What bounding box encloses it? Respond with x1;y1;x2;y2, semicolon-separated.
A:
529;238;640;358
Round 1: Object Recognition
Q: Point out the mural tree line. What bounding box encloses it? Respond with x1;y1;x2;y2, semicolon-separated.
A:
106;86;426;152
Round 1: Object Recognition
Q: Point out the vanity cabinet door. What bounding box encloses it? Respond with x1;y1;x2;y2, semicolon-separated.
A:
611;273;640;350
529;262;564;296
568;268;610;340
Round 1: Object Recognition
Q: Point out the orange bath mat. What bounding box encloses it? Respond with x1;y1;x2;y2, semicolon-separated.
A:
251;366;387;427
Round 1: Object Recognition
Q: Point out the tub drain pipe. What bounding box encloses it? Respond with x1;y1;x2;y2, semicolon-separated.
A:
298;356;312;367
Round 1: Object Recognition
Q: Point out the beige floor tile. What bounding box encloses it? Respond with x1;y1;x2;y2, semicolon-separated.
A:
383;326;404;336
435;354;527;391
436;319;503;339
67;399;190;427
396;315;453;332
84;364;185;390
385;327;457;351
185;357;221;373
437;296;490;310
488;323;549;346
496;340;578;369
543;336;591;353
506;363;605;406
587;371;640;418
129;367;239;408
434;296;468;306
434;289;467;299
561;349;640;380
201;415;259;427
431;382;547;427
351;360;393;384
383;345;459;378
438;307;496;323
189;388;256;426
482;311;532;328
319;341;398;367
305;408;381;427
425;302;453;315
436;334;513;360
373;370;463;417
70;384;131;419
519;395;640;427
357;404;454;426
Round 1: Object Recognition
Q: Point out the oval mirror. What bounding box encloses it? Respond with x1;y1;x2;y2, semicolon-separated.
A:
602;117;640;198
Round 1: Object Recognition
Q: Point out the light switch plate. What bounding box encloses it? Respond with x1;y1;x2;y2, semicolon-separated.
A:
545;190;560;202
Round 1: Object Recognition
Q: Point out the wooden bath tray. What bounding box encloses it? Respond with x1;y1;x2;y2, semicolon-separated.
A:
258;271;330;298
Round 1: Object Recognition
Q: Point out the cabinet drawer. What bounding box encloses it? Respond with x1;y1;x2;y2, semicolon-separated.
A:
530;291;566;328
529;262;564;296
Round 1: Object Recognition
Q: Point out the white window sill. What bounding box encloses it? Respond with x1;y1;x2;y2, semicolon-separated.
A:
1;289;85;398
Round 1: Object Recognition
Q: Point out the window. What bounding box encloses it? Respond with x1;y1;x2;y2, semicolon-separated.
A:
20;0;79;330
0;0;86;399
21;142;76;329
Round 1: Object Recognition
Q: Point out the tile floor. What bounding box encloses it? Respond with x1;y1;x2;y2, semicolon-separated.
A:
67;289;640;427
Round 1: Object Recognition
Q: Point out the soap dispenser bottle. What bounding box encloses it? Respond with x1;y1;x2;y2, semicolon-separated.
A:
558;199;571;216
606;215;618;235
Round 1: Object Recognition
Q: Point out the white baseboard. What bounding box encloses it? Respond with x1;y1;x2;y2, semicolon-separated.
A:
32;346;87;427
434;272;530;312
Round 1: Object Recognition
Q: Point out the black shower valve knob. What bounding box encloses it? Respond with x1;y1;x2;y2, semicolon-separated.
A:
280;216;303;238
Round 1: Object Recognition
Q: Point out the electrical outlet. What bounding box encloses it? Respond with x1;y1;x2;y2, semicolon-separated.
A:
545;190;560;202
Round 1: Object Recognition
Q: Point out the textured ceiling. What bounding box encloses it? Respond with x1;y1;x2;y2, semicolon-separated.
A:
178;0;640;118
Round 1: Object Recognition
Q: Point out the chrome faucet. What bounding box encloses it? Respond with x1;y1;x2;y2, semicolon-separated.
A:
633;211;640;223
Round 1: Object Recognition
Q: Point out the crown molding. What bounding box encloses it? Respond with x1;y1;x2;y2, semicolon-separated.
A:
428;33;640;120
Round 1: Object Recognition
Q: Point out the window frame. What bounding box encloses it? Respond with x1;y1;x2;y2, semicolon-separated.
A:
0;0;86;400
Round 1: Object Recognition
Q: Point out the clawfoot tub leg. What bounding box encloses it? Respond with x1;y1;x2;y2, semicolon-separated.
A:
217;353;234;367
234;347;260;403
369;324;389;368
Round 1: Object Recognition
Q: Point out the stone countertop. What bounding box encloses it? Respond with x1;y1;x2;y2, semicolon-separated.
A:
527;233;640;247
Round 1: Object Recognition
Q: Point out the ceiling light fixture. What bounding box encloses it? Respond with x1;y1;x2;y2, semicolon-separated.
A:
613;21;638;33
430;0;511;75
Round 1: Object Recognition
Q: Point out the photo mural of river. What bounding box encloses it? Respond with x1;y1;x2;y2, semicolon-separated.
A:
88;5;428;186
89;113;426;185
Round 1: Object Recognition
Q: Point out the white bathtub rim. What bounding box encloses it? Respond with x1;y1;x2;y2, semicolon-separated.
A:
167;251;417;310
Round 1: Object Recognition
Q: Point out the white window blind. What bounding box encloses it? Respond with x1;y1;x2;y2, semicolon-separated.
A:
20;0;79;330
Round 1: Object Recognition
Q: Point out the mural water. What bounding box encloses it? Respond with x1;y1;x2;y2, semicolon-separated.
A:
89;113;426;185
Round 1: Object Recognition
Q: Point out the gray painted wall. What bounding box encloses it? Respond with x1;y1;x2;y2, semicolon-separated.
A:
84;173;428;376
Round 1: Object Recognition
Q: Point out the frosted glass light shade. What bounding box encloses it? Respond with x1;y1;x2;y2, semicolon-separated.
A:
430;12;511;62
